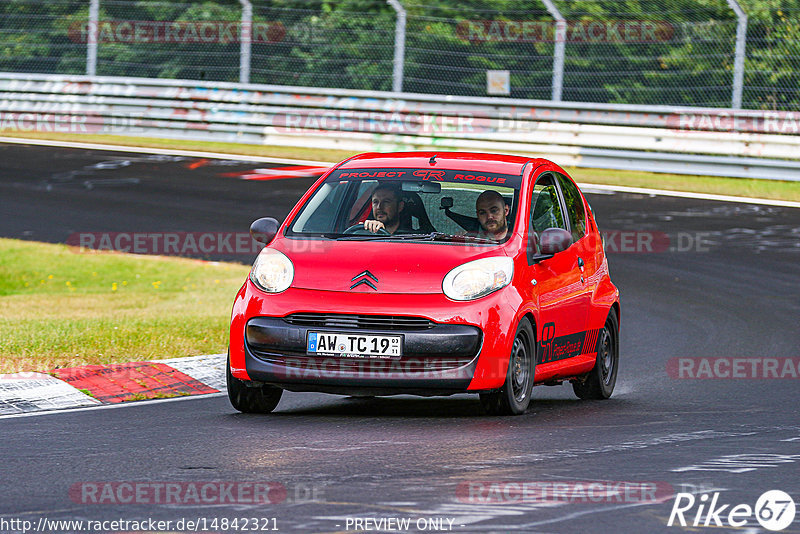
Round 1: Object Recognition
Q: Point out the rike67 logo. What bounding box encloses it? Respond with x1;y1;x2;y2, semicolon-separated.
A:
668;490;796;531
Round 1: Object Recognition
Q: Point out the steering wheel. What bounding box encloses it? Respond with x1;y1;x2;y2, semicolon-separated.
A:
343;223;390;236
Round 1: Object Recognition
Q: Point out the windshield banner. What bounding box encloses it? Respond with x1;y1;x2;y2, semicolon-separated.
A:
329;168;522;188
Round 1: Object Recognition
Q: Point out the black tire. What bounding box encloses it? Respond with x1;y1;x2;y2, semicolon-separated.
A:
226;354;282;413
573;311;619;400
480;319;535;416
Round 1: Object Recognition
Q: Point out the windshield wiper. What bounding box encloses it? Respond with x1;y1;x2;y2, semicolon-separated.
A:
336;232;497;243
334;233;433;241
292;232;343;239
426;232;498;244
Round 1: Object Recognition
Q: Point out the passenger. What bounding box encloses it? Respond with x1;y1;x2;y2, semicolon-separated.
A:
363;184;408;234
475;190;510;241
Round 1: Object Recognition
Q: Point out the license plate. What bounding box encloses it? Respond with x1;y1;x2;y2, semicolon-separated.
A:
307;332;402;359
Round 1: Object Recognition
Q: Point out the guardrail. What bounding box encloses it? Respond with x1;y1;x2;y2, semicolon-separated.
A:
1;72;798;181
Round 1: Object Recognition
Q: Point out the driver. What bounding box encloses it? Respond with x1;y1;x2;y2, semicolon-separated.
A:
364;184;407;234
475;190;510;241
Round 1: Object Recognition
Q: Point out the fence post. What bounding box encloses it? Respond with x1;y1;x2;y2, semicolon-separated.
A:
387;0;406;93
239;0;252;84
541;0;565;102
87;0;99;76
726;0;747;109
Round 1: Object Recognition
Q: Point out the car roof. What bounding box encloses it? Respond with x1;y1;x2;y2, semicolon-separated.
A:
338;152;548;177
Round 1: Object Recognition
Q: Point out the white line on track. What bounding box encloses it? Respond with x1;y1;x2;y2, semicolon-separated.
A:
0;136;329;166
502;485;733;531
505;500;668;530
578;182;800;209
0;392;226;421
2;136;798;208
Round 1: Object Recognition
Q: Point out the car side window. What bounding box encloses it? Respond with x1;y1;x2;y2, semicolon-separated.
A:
291;181;350;233
527;174;567;259
530;174;567;235
556;173;587;242
347;180;379;226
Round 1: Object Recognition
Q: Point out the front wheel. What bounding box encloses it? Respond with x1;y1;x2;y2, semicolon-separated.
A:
572;311;619;400
226;353;283;413
480;319;535;416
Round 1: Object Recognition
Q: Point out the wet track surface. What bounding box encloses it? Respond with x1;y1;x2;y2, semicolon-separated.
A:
1;143;799;533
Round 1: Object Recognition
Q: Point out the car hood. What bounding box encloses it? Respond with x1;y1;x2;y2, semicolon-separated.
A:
273;238;508;294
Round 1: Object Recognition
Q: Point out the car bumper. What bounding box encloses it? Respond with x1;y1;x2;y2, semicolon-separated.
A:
230;280;522;394
243;316;481;395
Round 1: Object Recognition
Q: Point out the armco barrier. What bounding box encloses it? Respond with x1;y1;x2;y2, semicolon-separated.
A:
1;72;798;180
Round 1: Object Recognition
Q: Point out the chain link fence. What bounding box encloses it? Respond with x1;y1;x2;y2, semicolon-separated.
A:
403;3;555;99
97;0;242;80
0;0;797;110
743;5;800;111
0;0;88;74
250;2;396;90
555;0;740;107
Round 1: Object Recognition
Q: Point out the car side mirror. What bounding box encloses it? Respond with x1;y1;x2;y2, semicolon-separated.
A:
250;217;279;244
539;227;572;255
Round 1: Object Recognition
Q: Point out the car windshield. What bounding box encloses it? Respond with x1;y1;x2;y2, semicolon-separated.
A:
286;167;522;244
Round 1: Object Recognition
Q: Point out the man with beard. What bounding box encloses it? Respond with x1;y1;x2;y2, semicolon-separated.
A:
475;190;510;241
363;184;407;234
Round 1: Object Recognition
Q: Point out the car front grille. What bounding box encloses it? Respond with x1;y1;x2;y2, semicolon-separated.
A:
283;313;435;331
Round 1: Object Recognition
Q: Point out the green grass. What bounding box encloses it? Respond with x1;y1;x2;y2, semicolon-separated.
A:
3;131;799;202
0;238;249;374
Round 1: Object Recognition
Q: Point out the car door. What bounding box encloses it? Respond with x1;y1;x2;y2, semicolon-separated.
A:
555;170;597;310
523;172;590;366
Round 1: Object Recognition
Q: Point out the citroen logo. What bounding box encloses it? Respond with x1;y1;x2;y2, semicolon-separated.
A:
350;270;378;291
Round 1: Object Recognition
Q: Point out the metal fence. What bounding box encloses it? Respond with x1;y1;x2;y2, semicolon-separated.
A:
1;73;798;180
0;0;798;111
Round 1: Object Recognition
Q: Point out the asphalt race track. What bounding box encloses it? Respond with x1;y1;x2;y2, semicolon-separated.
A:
0;143;319;264
1;142;799;533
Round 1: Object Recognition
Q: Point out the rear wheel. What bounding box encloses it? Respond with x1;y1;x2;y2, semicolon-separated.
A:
226;353;282;413
480;319;535;416
572;311;619;400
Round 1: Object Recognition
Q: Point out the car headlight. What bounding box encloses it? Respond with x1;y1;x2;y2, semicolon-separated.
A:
250;248;294;293
442;257;513;301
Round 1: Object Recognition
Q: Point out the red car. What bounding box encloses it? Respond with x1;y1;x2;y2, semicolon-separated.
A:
228;152;620;415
